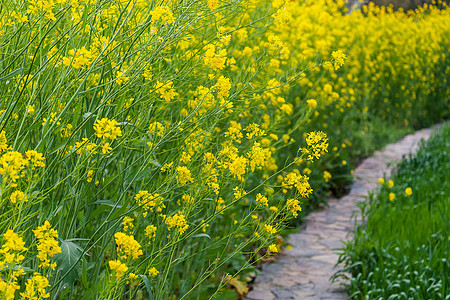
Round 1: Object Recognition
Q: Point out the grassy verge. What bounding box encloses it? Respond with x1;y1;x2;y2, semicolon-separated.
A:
335;124;450;299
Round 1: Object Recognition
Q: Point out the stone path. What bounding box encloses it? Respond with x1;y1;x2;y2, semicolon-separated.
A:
246;126;440;300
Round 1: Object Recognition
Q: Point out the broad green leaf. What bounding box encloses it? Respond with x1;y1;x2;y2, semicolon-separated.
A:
54;239;84;289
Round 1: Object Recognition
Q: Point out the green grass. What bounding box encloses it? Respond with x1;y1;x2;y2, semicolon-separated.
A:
336;124;450;300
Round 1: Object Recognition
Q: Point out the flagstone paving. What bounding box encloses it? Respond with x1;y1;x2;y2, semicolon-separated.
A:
246;126;440;300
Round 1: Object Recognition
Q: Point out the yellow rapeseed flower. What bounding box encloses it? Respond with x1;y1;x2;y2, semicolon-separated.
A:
101;143;112;154
255;193;268;207
109;260;128;280
20;273;50;300
33;221;61;269
203;45;227;71
264;224;277;235
135;191;165;217
154;80;179;102
388;180;394;188
145;225;157;242
301;131;329;161
148;267;159;278
25;150;45;169
0;131;9;152
0;151;29;185
1;229;28;257
405;187;412;196
323;171;332;183
228;156;248;179
93;118;122;140
165;213;189;235
268;244;278;254
225;121;243;143
389;192;396;201
307;99;317;108
122;217;134;233
114;232;143;260
176;166;194;185
150;6;175;24
10;190;27;204
331;50;347;70
286;199;302;218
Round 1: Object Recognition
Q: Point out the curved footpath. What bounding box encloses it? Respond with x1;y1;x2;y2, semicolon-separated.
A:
246;125;440;300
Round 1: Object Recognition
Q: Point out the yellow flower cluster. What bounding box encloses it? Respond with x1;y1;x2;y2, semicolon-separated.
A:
405;187;413;196
93;118;122;140
114;232;143;260
180;194;195;206
148;267;159;278
215;76;232;99
389;193;396;201
228;155;248;179
268;244;278;254
0;230;27;267
148;121;165;137
0;131;10;152
264;224;277;235
283;171;313;198
323;171;332;183
122;217;134;233
176;166;194;185
154;80;179;102
0;152;29;185
25;150;45;170
286;199;302;218
0;149;45;187
108;260;128;280
256;193;268;207
247;142;272;172
225;121;243;143
0;278;19;300
301;131;329;161
62;47;96;69
135;191;165;217
20;273;50;300
33;221;61;269
150;6;175;25
74;138;97;155
10;190;27;204
27;0;59;21
165;213;189;235
60;124;73;138
0;229;28;300
204;45;227;71
244;124;265;140
331;50;347;70
145;225;157;242
0;226;59;299
109;227;144;281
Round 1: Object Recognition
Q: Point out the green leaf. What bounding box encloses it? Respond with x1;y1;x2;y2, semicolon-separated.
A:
91;199;123;208
141;275;153;300
12;265;34;273
54;239;84;290
0;68;23;82
192;233;211;239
